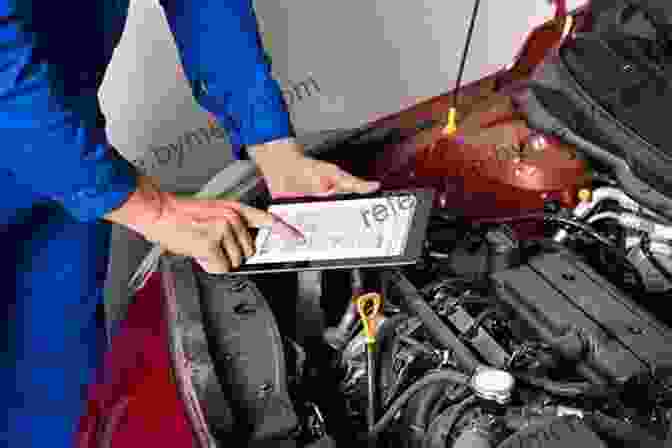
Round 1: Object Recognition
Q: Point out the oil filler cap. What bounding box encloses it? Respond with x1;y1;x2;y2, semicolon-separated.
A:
470;367;515;404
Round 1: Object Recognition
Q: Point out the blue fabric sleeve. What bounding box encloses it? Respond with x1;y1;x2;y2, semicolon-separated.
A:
0;9;138;222
159;0;295;160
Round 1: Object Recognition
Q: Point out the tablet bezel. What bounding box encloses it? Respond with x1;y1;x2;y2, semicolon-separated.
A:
227;188;435;275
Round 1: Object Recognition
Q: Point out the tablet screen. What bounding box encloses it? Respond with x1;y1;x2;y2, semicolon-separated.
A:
245;193;418;265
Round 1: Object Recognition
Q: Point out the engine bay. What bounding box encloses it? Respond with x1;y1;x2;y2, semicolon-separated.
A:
265;181;672;448
155;11;672;443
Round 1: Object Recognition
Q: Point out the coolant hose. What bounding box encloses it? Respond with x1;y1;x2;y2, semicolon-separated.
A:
369;369;470;437
380;269;481;373
427;385;471;427
401;381;452;446
423;395;479;448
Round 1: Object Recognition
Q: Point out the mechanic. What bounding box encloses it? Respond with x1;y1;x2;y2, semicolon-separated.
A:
0;1;379;446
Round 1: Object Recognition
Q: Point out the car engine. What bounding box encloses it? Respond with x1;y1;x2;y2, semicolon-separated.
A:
286;181;672;448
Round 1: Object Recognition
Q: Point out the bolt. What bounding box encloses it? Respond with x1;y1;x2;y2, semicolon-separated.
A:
562;273;576;281
234;302;257;315
231;280;248;292
257;382;274;399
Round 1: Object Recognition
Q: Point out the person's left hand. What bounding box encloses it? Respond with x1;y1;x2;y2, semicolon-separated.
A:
248;138;381;199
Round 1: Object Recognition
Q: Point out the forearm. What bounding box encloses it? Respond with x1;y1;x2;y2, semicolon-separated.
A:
159;0;295;160
0;10;141;222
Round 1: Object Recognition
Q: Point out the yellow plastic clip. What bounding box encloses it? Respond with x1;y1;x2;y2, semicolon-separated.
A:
356;293;382;344
442;107;458;136
578;188;592;203
561;15;574;41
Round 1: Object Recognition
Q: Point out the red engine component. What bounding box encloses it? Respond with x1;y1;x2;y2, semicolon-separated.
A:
377;93;590;221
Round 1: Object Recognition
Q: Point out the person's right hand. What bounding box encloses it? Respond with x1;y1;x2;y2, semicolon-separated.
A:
104;174;276;273
142;193;276;274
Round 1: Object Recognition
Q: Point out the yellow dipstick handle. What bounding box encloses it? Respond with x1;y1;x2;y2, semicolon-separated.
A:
356;293;383;344
442;107;458;135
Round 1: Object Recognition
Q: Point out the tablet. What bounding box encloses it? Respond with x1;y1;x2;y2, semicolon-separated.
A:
228;188;435;274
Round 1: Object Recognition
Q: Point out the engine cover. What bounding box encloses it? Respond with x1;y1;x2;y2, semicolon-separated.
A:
491;250;672;383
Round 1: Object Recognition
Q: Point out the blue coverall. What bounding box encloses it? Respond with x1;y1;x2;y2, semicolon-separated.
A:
0;1;294;445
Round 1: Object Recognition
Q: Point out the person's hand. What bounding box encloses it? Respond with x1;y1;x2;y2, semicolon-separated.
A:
105;175;276;273
141;194;275;274
248;138;381;199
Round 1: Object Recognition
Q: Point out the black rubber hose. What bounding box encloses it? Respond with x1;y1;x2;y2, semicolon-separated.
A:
380;269;481;373
514;374;590;397
374;313;409;408
426;385;471;428
585;411;665;448
496;416;574;448
512;372;613;399
369;369;471;437
400;381;452;447
423;395;479;448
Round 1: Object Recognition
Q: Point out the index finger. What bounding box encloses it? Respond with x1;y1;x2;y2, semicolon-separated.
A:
180;199;274;228
234;202;276;229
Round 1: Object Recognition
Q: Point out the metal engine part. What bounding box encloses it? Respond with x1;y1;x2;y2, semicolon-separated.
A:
550;185;672;293
627;240;672;294
492;250;672;383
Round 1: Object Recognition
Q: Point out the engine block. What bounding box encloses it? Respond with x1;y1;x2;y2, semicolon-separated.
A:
491;250;672;383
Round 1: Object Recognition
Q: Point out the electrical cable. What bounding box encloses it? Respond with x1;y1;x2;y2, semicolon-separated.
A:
471;212;616;247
